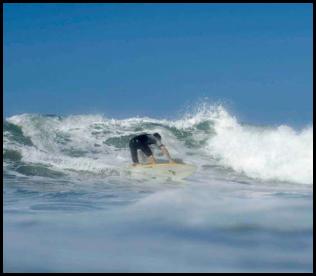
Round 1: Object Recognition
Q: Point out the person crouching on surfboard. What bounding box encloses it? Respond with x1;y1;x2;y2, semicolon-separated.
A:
129;133;174;166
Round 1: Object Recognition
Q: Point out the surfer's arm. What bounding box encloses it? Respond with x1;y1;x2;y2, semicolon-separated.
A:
160;146;174;163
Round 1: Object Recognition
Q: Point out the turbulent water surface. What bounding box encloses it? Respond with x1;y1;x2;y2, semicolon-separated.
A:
3;105;313;272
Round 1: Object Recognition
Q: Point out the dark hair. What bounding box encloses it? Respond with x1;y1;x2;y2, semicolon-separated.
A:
153;133;161;140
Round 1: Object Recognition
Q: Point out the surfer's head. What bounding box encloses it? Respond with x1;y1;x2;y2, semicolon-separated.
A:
153;133;162;141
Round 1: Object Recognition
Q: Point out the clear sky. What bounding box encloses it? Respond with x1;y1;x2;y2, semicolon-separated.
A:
3;3;313;126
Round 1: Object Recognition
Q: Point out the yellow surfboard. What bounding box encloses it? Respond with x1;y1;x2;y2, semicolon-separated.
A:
128;162;197;181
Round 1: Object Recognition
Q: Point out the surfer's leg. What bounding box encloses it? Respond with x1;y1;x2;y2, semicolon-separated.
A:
141;145;156;164
147;155;156;164
129;141;139;163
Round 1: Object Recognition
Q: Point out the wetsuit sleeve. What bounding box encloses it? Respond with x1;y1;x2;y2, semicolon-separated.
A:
148;134;164;148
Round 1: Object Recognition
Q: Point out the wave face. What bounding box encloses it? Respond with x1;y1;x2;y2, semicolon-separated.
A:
3;104;313;184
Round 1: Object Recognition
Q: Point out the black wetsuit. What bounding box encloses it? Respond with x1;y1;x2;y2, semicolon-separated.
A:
129;133;164;163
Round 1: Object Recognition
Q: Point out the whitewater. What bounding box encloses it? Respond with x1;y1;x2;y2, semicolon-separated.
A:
3;104;313;272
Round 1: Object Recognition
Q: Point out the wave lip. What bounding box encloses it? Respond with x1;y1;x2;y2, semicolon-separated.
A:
205;108;313;184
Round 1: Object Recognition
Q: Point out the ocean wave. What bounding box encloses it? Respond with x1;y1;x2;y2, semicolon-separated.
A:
3;104;313;184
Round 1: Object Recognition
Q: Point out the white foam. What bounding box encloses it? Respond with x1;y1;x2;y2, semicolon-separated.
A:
205;110;313;184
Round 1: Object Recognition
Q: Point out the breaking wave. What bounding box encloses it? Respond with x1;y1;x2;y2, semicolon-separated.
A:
3;104;313;184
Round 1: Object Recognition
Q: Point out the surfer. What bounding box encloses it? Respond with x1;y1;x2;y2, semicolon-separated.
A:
129;133;174;166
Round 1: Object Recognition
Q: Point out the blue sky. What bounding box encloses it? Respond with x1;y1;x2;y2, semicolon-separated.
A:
4;3;313;126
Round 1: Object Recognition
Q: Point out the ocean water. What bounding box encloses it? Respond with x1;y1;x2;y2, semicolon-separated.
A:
3;104;313;272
